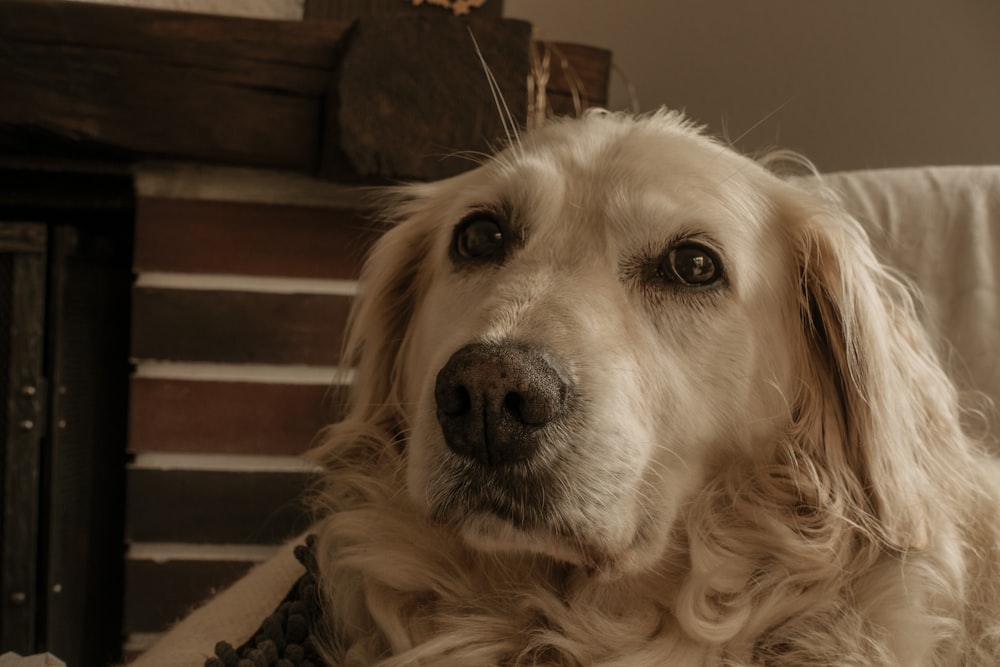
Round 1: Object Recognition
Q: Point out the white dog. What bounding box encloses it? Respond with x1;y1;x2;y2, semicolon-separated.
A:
308;109;1000;666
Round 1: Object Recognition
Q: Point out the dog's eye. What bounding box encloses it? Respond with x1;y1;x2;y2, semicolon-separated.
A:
453;215;504;261
659;243;722;286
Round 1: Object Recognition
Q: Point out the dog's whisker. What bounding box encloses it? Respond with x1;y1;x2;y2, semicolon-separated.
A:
468;27;522;158
439;149;499;167
724;96;797;150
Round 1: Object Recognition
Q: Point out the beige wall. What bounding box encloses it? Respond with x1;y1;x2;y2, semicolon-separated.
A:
506;0;1000;172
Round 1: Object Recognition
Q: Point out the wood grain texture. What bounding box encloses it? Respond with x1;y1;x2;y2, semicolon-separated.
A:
325;15;532;180
130;287;351;365
0;0;346;170
129;377;341;455
134;197;382;279
0;241;48;655
125;468;316;543
2;2;610;179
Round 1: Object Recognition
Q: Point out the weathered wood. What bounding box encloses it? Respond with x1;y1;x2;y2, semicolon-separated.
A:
130;287;351;365
324;15;532;180
135;198;382;279
0;231;48;656
1;2;610;180
305;0;503;20
125;468;316;543
0;0;347;170
129;378;339;455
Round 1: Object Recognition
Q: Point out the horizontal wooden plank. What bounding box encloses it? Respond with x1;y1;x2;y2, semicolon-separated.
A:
304;0;504;20
130;287;351;365
129;377;341;456
2;1;346;69
125;468;316;544
2;3;609;181
0;0;347;170
123;557;257;634
134;197;382;279
112;0;304;21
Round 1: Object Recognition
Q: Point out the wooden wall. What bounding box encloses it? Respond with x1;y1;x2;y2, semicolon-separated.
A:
122;165;378;655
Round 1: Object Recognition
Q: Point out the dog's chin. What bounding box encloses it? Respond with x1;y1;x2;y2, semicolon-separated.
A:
437;509;659;580
455;511;593;565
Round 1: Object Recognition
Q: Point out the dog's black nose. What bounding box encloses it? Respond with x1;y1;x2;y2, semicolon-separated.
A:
434;343;569;467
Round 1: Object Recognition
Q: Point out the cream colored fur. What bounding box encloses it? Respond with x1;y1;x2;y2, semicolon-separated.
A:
309;109;1000;666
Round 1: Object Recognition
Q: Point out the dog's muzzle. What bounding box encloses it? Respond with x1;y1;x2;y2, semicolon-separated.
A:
434;342;570;467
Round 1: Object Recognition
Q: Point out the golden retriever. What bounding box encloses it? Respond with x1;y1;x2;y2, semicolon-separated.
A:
309;109;1000;666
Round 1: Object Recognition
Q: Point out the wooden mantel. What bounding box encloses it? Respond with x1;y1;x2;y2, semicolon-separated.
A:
0;0;611;181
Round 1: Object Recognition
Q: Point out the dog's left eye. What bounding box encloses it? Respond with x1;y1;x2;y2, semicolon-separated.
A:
452;215;504;261
658;243;722;286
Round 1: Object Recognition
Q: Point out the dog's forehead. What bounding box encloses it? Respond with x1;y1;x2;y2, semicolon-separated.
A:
482;115;776;245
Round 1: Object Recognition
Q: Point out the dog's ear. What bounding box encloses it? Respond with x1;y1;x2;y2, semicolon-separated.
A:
339;187;438;430
790;196;966;551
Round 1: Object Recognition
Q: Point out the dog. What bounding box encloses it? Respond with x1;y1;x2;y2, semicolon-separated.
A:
308;109;1000;666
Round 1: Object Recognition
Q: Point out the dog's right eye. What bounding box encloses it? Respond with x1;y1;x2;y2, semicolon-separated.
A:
452;215;505;262
650;241;725;289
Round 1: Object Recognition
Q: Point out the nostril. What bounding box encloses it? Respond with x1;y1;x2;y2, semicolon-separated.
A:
439;385;472;416
503;391;526;422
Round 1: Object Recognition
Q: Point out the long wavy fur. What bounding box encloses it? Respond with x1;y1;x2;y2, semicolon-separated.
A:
307;110;1000;666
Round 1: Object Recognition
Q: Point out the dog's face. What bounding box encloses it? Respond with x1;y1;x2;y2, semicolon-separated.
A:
321;110;992;665
382;110;805;573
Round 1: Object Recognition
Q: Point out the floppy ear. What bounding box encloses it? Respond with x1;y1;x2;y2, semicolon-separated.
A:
790;196;967;551
338;187;439;431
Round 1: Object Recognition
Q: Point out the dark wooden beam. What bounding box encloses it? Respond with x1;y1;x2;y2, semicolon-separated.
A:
304;0;504;20
325;15;532;180
0;0;346;171
0;0;610;181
